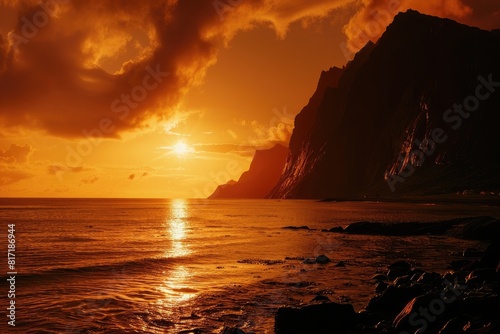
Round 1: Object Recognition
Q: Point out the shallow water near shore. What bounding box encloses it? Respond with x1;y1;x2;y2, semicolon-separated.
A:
1;198;499;333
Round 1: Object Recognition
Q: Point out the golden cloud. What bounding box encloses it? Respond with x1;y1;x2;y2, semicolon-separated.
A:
0;0;496;139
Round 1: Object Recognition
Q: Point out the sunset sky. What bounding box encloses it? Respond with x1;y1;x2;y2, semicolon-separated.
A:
0;0;498;198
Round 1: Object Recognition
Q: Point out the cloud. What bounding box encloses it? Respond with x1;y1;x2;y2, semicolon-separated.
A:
81;174;99;184
0;0;354;138
0;143;32;163
0;0;496;139
128;173;135;180
47;164;89;175
0;168;31;185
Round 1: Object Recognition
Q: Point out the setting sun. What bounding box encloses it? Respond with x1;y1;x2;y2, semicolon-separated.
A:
172;141;192;156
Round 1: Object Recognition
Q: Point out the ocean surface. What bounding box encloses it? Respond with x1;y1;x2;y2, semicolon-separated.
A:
1;198;499;333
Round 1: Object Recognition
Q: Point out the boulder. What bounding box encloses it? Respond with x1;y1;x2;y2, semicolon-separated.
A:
393;294;449;334
220;327;246;334
388;260;412;272
451;259;473;271
438;318;468;334
344;222;384;234
311;295;331;303
372;274;389;282
316;255;331;264
283;226;310;230
417;272;441;284
275;302;358;334
367;285;424;315
466;268;497;285
480;242;500;268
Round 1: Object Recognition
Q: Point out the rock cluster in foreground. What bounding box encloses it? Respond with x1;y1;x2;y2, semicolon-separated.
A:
272;217;500;334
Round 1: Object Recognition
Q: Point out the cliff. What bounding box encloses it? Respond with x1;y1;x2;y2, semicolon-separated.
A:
270;10;500;199
209;144;288;198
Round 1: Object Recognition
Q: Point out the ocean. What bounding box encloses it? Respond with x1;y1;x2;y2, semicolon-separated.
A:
1;198;498;333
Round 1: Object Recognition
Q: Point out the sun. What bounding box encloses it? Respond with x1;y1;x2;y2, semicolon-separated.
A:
172;141;192;157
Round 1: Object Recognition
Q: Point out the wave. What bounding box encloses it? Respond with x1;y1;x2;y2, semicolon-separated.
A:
17;256;188;281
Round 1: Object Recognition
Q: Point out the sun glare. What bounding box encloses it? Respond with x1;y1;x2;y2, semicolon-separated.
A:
172;141;192;157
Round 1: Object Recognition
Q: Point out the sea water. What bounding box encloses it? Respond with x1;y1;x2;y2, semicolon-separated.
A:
0;198;498;333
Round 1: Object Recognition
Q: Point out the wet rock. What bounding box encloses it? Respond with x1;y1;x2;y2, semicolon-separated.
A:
275;302;357;334
387;268;408;280
372;274;389;282
393;294;449;334
328;226;344;232
388;260;412;272
466;268;497;284
366;285;424;314
463;248;483;257
311;295;331;303
393;275;411;287
334;261;346;267
375;282;389;293
302;258;316;264
410;271;424;282
316;255;331;264
446;216;500;241
344;221;384;234
417;272;441;284
283;225;310;230
438;317;468;334
220;327;246;334
451;259;473;271
480;242;500;268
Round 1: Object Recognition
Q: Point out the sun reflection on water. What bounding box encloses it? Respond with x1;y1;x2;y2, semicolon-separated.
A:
157;199;196;307
165;199;190;258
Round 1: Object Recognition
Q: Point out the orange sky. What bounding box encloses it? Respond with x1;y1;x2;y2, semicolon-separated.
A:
0;0;498;198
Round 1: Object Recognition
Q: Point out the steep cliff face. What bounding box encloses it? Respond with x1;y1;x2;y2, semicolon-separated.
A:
270;10;500;199
209;144;288;198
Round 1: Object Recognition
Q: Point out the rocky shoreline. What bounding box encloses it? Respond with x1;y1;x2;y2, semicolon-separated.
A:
224;216;500;334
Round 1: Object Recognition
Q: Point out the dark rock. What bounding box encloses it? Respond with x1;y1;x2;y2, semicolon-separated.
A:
311;295;331;303
283;225;310;230
367;285;424;315
344;222;384;234
387;268;408;280
316;255;331;264
410;273;423;282
451;259;473;271
463;248;484;257
393;275;412;287
480;242;500;268
328;226;344;232
466;268;497;284
375;282;389;293
452;297;499;326
388;260;412;272
417;272;441;284
438;318;468;334
446;217;500;241
393;294;449;334
275;302;357;334
302;258;316;264
372;274;389;282
220;327;246;334
334;261;346;267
